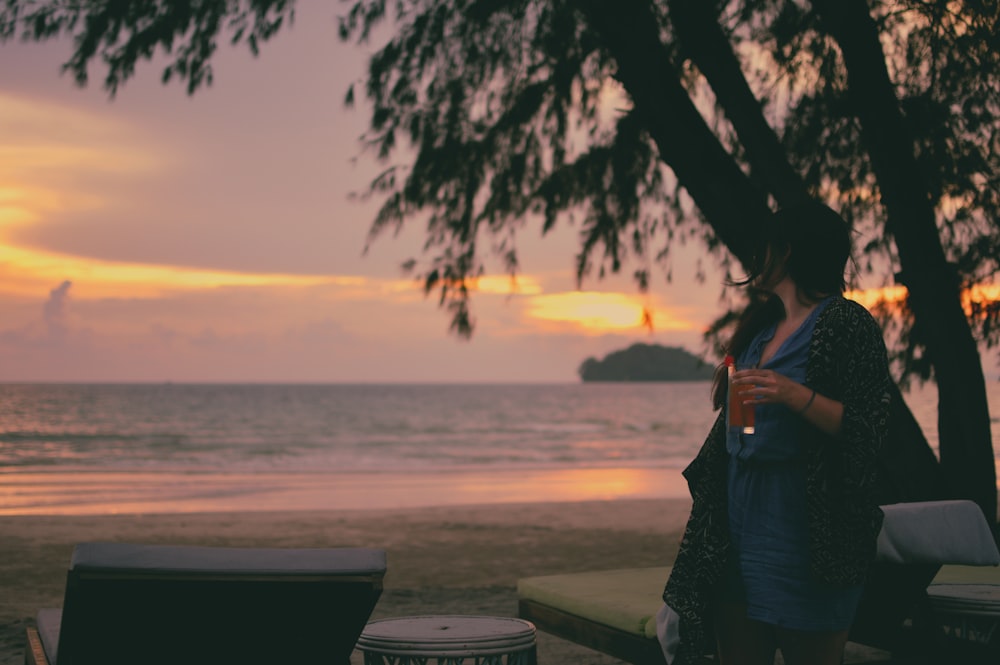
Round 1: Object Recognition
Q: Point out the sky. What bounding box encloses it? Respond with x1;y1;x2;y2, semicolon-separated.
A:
0;1;995;383
0;0;731;383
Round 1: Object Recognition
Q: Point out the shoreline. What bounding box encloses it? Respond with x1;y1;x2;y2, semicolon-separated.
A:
0;466;691;516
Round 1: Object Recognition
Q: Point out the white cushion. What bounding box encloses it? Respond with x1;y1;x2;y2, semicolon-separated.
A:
876;500;1000;566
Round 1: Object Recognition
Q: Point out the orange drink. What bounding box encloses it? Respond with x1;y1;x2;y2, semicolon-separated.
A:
734;383;755;434
726;356;756;434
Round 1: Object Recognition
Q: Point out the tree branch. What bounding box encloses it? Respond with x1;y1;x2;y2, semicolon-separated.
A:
667;0;811;208
577;0;769;269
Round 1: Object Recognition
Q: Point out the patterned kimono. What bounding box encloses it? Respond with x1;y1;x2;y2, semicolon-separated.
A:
662;297;892;664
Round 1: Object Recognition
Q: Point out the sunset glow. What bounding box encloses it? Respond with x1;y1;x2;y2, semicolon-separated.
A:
966;283;1000;302
847;283;1000;319
846;286;908;309
390;274;545;297
527;291;645;330
0;243;364;299
3;18;995;383
0;92;161;168
471;274;543;296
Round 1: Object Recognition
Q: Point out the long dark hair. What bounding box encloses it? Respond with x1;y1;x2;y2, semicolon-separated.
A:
711;202;852;409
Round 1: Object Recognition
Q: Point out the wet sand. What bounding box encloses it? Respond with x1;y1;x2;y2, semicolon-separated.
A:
0;467;691;515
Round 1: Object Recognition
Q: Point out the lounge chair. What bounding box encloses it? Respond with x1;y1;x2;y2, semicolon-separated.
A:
852;500;999;662
518;566;671;665
518;500;999;664
23;542;387;665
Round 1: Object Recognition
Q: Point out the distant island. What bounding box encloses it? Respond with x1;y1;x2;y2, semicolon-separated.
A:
578;343;715;382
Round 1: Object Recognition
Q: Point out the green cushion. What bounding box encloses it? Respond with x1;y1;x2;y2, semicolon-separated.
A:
516;563;999;645
932;564;1000;585
517;566;671;639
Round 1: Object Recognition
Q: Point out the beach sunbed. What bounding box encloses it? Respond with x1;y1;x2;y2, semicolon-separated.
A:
849;500;997;662
518;566;672;665
23;542;387;665
518;500;999;664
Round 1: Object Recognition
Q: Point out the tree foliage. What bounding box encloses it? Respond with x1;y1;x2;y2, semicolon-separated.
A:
334;0;1000;363
339;0;681;336
1;0;293;94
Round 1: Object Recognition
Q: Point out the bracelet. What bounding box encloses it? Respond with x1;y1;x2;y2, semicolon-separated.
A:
798;389;817;414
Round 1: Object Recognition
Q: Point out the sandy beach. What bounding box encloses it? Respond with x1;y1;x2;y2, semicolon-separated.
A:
0;494;902;665
0;497;690;665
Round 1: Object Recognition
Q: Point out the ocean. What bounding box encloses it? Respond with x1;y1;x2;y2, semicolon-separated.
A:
1;381;998;514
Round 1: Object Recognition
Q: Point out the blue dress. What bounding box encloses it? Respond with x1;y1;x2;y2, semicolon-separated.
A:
721;296;863;631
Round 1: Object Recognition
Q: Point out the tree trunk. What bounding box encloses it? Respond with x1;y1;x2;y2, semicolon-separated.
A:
579;0;949;508
665;0;812;208
576;0;769;268
812;0;996;525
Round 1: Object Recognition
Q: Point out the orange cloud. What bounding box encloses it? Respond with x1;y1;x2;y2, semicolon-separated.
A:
0;94;165;223
384;274;544;298
0;92;193;298
0;243;366;300
525;291;696;335
471;274;544;296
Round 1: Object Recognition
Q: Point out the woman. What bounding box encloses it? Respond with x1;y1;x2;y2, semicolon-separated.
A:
662;202;892;665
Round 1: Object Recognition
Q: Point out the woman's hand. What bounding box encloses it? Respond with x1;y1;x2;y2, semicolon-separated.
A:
731;369;807;409
731;369;844;435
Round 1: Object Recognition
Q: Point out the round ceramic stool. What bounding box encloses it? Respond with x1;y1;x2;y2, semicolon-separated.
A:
927;584;1000;651
356;615;537;665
